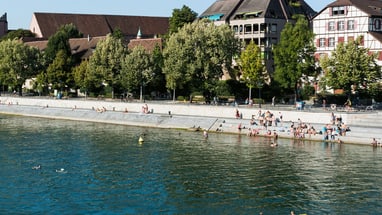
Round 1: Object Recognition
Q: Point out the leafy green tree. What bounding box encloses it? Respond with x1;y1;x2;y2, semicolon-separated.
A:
239;40;266;100
273;16;316;102
88;34;126;98
0;29;35;41
162;40;186;101
111;28;124;40
0;39;42;95
121;45;153;101
320;37;381;95
148;44;166;97
163;19;240;100
44;23;82;64
46;50;74;94
73;60;95;98
169;5;198;34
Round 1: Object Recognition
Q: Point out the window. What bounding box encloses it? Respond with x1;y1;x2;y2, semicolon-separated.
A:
260;38;266;46
271;38;277;45
260;23;266;33
328;21;335;31
337;21;345;31
374;19;381;30
328;38;335;47
271;24;277;33
244;24;252;34
233;25;239;34
347;20;355;30
332;6;345;15
253;24;259;33
319;38;326;47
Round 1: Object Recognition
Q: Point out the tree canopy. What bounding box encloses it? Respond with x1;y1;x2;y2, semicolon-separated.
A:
121;45;153;101
0;29;35;41
273;16;316;101
320;37;381;94
88;34;127;98
169;5;198;34
0;39;42;95
239;40;266;99
44;23;82;63
163;19;241;100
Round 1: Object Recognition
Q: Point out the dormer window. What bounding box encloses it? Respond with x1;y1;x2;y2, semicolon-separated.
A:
332;6;346;15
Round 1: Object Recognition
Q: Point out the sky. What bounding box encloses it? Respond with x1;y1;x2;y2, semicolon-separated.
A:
3;0;334;30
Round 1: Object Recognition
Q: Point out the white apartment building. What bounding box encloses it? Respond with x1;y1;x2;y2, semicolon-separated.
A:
313;0;382;66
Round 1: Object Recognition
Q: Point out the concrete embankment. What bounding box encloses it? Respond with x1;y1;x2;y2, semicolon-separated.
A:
0;96;381;145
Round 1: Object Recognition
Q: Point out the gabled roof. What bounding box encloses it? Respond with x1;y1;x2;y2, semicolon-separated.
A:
128;38;163;53
200;0;243;21
24;36;106;60
32;12;169;39
326;0;382;16
200;0;316;22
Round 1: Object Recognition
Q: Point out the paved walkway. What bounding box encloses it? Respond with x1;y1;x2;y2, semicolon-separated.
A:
0;100;381;146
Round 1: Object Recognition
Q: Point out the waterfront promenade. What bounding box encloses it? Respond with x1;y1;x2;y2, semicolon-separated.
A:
0;96;381;145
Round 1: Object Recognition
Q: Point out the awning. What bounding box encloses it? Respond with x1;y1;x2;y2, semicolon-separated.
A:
244;10;263;17
201;13;224;21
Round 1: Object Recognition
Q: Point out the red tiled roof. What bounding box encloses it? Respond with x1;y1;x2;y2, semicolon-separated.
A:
24;36;107;59
33;12;169;39
128;38;163;53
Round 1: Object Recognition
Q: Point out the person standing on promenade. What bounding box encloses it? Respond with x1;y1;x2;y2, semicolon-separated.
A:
371;138;379;147
235;109;240;119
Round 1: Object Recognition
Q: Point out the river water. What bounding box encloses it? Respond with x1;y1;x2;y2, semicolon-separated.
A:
1;115;382;214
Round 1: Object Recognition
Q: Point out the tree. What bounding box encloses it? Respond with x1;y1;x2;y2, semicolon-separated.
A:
121;45;153;101
169;5;198;34
88;34;126;98
0;29;35;41
44;23;82;64
0;39;42;95
148;44;166;97
239;40;266;101
273;16;316;102
111;28;124;40
320;37;381;95
73;60;94;98
46;50;75;95
162;42;186;101
163;19;241;100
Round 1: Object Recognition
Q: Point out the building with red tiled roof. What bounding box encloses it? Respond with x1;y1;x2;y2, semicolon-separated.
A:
29;12;169;41
24;12;169;60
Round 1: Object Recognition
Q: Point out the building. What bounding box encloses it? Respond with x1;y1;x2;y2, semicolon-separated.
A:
200;0;316;73
313;0;382;66
29;12;169;41
0;13;8;38
24;12;168;60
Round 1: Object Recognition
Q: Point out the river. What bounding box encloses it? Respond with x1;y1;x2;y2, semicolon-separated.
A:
0;115;381;214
